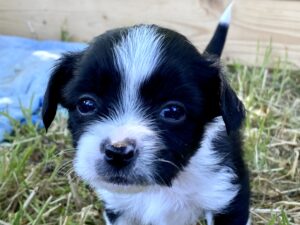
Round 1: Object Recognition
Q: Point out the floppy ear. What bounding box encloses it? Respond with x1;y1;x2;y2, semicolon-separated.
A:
220;76;245;134
42;52;82;130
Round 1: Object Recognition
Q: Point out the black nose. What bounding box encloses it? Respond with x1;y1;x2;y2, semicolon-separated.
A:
103;139;137;167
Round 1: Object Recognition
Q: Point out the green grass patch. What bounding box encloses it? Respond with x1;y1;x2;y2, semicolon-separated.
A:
0;116;103;225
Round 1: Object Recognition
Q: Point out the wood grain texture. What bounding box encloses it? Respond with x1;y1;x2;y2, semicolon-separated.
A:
0;0;299;67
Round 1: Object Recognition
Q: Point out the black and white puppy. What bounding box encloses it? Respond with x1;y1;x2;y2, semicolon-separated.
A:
42;4;250;225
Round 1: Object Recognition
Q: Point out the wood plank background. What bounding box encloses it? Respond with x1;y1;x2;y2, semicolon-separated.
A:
0;0;299;68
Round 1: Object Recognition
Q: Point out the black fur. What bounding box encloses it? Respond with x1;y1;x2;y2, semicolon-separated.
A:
205;24;229;57
42;51;83;130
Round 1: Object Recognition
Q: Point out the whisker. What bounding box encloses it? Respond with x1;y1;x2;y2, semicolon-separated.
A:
156;158;181;171
53;148;76;157
59;160;73;168
60;166;75;178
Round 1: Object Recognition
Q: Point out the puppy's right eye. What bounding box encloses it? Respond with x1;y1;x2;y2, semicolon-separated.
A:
77;98;97;115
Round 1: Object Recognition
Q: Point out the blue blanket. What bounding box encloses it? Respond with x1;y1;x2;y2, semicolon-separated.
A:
0;35;87;141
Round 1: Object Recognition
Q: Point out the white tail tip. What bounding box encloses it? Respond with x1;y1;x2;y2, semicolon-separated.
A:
220;1;234;26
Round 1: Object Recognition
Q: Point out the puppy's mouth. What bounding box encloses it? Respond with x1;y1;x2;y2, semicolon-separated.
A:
100;172;151;186
96;160;151;186
104;176;133;185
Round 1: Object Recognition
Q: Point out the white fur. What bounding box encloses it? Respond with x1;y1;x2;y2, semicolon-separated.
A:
220;2;233;26
96;117;239;225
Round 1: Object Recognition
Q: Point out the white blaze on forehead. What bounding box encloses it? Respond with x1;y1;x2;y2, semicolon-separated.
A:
113;25;163;111
114;25;163;84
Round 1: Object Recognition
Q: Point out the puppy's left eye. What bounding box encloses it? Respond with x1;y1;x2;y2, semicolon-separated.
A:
159;102;186;124
77;98;97;115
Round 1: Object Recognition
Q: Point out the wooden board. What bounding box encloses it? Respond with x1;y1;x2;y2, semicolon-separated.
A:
0;0;299;68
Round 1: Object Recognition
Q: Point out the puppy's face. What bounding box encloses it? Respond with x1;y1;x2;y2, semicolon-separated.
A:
43;25;244;192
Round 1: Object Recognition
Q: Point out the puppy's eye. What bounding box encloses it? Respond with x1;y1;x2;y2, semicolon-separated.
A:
159;102;186;124
77;98;97;115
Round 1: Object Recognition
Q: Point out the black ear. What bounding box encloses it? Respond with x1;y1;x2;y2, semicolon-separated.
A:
42;52;82;130
220;77;245;134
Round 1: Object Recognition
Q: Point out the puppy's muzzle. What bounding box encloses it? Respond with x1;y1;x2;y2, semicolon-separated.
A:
102;139;138;167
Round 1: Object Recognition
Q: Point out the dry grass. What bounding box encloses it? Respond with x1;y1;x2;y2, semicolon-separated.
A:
0;50;299;224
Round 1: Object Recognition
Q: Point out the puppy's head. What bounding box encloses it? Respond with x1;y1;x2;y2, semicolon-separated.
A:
43;22;244;192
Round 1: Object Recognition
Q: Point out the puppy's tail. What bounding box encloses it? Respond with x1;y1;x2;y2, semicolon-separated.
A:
204;2;233;57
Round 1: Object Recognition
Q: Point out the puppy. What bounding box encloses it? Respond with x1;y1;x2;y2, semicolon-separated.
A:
42;3;250;225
